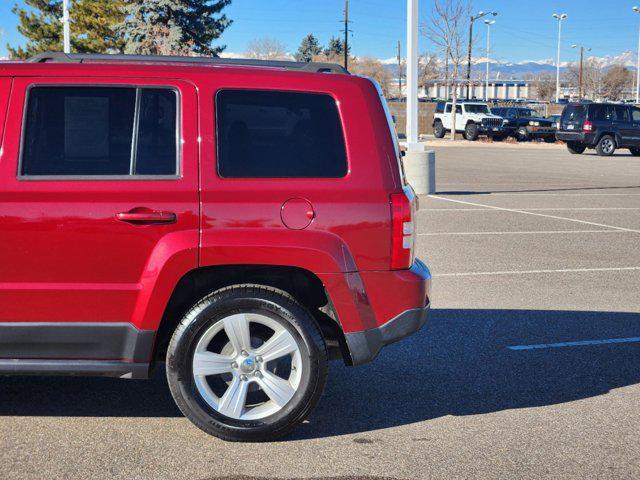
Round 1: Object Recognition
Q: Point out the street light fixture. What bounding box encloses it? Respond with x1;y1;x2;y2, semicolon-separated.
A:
484;19;496;102
571;44;591;101
466;11;498;99
633;6;640;103
553;13;568;103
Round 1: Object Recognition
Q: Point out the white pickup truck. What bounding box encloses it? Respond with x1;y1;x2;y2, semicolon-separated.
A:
433;101;507;141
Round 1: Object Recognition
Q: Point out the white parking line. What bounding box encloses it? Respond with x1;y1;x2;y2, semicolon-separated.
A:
421;207;640;212
435;267;640;277
486;193;640;196
418;230;625;236
429;195;640;234
508;337;640;351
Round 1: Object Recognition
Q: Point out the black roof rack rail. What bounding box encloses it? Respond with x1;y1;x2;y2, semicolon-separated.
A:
27;52;349;74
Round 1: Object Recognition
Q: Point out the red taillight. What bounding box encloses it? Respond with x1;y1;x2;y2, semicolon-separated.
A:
391;192;415;270
583;121;593;132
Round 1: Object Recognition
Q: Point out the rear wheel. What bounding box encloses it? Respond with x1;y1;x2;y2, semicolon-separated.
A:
166;285;328;442
433;120;446;139
464;123;479;141
566;142;586;154
596;135;616;156
516;127;530;142
630;148;640;156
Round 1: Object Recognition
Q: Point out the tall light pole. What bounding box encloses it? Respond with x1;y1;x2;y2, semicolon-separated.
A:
406;0;419;149
466;11;498;99
571;44;591;101
553;13;568;103
633;6;640;103
484;19;495;102
61;0;70;54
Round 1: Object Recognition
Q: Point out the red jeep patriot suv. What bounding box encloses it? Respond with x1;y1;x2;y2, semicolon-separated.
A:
0;53;431;441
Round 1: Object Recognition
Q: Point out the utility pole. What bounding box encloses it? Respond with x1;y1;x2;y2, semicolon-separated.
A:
466;11;498;99
344;0;349;70
572;44;591;100
397;40;403;98
61;0;70;54
406;0;419;148
633;6;640;103
553;13;568;103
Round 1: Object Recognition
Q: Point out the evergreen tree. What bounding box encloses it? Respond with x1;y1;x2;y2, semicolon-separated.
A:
324;36;350;57
7;0;126;59
119;0;232;56
294;34;322;62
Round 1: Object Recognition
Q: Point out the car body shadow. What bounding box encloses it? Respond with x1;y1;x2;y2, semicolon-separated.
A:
1;309;639;440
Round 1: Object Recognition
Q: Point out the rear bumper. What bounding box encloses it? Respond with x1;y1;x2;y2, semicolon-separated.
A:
344;303;430;366
332;258;432;366
556;131;596;144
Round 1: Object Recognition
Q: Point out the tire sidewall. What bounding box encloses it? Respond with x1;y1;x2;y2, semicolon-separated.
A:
166;287;327;441
434;121;445;138
465;123;479;141
597;135;616;156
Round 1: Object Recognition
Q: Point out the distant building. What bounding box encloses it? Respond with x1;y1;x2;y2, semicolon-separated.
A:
420;79;532;101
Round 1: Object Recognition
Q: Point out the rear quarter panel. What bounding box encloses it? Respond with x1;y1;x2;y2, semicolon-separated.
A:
0;77;11;147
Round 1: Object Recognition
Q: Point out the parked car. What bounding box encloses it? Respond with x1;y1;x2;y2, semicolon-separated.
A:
547;114;562;129
0;53;431;441
556;102;640;156
491;107;556;142
433;101;507;140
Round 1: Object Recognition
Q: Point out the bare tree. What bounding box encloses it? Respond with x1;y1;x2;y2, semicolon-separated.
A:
419;52;440;90
566;58;606;100
602;64;633;101
535;75;556;102
350;57;393;97
425;0;471;140
245;37;290;60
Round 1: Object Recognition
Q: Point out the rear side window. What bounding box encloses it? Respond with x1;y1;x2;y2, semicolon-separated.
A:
216;90;347;178
21;86;178;177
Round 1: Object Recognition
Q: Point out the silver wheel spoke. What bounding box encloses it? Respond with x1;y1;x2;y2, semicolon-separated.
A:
218;376;249;418
192;352;233;376
257;371;295;407
223;314;252;355
255;329;298;362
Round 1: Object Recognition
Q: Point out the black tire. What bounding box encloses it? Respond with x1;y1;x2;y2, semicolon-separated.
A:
596;135;616;156
630;148;640;156
566;142;586;154
433;120;446;139
166;284;328;442
516;127;530;142
464;123;479;141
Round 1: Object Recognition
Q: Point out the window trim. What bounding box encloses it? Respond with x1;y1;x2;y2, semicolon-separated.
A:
214;88;349;180
18;84;182;181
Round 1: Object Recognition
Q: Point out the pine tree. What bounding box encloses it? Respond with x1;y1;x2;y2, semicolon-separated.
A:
119;0;232;56
294;34;322;63
7;0;126;59
324;36;350;57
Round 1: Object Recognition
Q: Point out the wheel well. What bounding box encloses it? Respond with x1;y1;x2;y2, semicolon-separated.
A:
465;120;477;126
597;132;616;144
153;265;349;365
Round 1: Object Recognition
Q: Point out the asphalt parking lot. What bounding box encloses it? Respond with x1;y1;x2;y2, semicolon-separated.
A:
2;143;639;480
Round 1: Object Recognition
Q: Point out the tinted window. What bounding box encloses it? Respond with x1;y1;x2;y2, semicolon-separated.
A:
455;105;462;114
21;87;177;177
445;104;452;113
613;105;630;122
562;105;587;123
465;104;489;114
216;90;347;178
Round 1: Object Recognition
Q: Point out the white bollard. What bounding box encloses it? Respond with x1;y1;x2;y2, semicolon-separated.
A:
403;146;436;195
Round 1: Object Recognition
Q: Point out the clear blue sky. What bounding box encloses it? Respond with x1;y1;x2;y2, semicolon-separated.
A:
1;0;640;62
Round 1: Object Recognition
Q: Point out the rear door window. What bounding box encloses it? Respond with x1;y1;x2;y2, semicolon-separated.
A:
21;86;178;177
216;90;347;178
613;105;630;122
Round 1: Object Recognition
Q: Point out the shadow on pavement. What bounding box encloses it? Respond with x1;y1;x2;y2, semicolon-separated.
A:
1;309;639;440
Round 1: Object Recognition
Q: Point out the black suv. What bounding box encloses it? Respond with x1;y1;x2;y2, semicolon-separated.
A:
491;107;556;142
556;103;640;156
